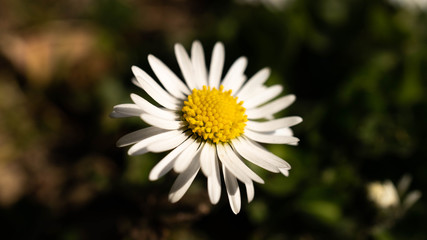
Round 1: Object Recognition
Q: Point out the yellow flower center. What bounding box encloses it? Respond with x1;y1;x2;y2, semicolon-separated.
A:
182;85;247;143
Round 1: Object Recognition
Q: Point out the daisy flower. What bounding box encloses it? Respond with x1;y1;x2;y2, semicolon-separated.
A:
111;41;302;214
367;180;400;209
388;0;427;11
367;176;422;211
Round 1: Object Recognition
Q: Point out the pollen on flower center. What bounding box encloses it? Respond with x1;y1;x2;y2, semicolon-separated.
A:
182;85;248;143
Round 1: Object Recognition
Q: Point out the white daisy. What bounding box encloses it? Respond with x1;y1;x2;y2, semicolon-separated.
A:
389;0;427;11
367;181;400;209
367;176;422;211
111;41;302;214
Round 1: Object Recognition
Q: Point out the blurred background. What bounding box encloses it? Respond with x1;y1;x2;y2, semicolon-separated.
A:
0;0;426;239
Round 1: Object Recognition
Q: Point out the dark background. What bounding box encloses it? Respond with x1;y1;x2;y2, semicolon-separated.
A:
0;0;426;239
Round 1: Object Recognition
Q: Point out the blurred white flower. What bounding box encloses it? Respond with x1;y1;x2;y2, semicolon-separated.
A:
368;180;399;209
367;175;422;234
236;0;294;10
389;0;427;11
367;175;421;211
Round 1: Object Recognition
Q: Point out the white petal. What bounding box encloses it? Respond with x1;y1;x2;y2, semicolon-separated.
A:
173;139;201;173
200;142;213;177
175;43;199;90
243;85;283;109
223;165;241;214
131;93;178;120
225;144;264;183
236;67;270;100
128;130;181;156
229;75;246;96
168;158;200;203
207;150;222;204
117;127;167;147
279;168;290;177
246;94;296;120
245;181;255;203
244;129;300;145
240;136;292;169
274;128;294;136
132;77;141;88
140;113;182;130
147;132;189;153
208;42;225;89
216;144;253;184
191;40;208;87
131;66;180;110
246;116;303;132
221;56;247;93
265;114;275;121
217;144;250;183
110;104;143;118
149;136;195;180
148;54;190;99
109;111;128;118
231;138;280;172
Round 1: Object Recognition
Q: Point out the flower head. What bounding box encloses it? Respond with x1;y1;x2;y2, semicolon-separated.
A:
367;181;400;209
367;176;422;211
388;0;427;11
111;41;302;214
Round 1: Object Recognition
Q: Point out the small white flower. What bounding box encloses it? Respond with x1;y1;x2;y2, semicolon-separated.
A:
367;176;422;211
236;0;293;10
111;41;302;214
368;181;400;209
389;0;427;11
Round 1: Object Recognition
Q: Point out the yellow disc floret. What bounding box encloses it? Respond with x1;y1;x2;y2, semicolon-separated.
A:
182;85;247;143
